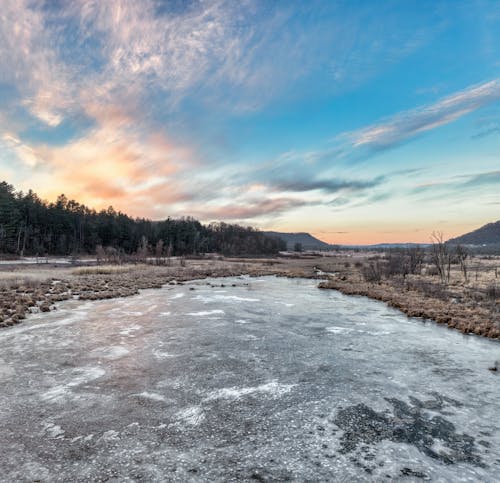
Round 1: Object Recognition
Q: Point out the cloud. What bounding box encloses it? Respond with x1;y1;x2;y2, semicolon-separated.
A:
345;79;500;150
1;133;39;167
186;197;309;221
461;170;500;187
410;170;500;202
0;0;443;126
275;176;384;193
0;0;496;229
471;123;500;139
1;116;193;217
0;0;76;126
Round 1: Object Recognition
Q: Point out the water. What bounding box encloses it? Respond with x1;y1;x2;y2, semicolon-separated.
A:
0;276;499;481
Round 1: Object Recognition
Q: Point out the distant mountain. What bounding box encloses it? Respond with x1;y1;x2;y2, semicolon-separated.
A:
264;231;331;251
447;221;500;245
355;243;430;249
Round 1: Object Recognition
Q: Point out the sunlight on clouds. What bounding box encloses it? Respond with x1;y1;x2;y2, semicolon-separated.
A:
35;125;190;211
0;1;498;242
2;133;39;167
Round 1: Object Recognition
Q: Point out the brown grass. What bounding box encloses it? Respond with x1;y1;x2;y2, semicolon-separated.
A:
72;265;142;276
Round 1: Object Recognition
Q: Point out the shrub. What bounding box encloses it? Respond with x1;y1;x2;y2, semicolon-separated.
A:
362;262;382;282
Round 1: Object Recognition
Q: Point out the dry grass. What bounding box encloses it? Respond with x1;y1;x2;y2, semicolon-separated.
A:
0;277;42;291
72;265;142;276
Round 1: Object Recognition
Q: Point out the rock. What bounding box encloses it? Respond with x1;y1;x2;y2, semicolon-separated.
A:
40;303;51;312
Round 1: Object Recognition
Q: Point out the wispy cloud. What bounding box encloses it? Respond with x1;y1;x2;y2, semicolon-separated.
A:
186;197;309;221
471;123;500;139
461;170;500;187
411;170;500;201
273;176;384;194
345;79;500;150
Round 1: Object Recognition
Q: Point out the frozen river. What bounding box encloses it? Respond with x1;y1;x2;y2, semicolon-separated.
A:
0;276;499;481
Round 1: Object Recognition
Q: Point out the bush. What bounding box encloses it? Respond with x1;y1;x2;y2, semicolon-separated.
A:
362;262;382;282
486;283;498;301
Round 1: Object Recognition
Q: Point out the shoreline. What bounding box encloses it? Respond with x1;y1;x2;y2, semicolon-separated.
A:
318;278;500;340
1;257;499;341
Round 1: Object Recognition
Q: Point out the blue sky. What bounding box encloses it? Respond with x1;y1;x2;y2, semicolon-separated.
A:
0;0;499;243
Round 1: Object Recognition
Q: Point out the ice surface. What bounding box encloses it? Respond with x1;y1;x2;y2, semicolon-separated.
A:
186;309;225;316
0;276;499;481
205;381;296;400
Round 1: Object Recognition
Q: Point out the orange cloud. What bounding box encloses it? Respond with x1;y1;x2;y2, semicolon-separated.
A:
7;108;194;217
186;198;308;221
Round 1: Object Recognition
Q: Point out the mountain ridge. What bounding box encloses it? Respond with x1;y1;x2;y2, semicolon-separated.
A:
447;220;500;245
264;231;331;250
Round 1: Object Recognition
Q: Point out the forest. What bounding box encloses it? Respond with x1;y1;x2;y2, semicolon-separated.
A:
0;181;286;257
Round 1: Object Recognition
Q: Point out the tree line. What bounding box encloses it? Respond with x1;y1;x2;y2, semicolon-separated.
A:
0;181;286;257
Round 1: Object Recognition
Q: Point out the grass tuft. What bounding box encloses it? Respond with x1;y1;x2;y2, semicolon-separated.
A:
72;265;137;276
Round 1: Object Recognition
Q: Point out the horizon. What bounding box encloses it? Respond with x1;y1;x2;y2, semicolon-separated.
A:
1;1;499;245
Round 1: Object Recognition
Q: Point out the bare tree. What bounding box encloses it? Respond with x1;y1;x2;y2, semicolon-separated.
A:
136;236;149;263
407;245;424;275
95;244;105;265
430;231;451;285
455;244;469;282
362;261;383;283
166;242;173;267
155;239;164;265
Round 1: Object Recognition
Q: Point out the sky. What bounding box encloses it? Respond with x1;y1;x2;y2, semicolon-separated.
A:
0;0;499;245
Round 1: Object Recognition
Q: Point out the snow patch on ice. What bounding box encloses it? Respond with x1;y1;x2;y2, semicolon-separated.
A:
206;381;295;401
101;430;120;441
91;346;129;360
42;422;65;439
170;293;185;300
135;392;166;402
119;325;141;336
277;302;295;307
243;334;258;340
0;358;15;379
195;294;259;303
360;330;394;336
326;326;393;336
217;295;260;302
326;326;354;334
187;310;225;316
41;366;105;403
152;350;179;359
235;319;249;324
0;308;89;338
175;406;205;426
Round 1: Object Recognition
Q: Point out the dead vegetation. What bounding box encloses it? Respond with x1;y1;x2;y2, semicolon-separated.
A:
1;251;499;340
72;265;141;276
317;247;500;339
0;259;282;329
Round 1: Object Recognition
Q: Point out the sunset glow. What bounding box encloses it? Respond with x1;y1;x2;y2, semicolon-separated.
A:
1;0;499;244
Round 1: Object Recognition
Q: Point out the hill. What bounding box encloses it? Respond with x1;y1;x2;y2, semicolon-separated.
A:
447;221;500;245
264;231;331;251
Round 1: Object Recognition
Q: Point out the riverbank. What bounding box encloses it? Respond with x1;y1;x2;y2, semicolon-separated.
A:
318;278;499;339
0;260;274;328
1;255;499;340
